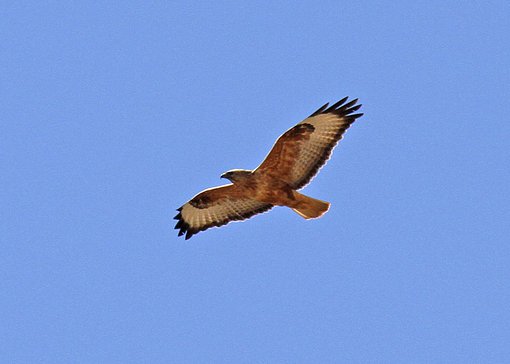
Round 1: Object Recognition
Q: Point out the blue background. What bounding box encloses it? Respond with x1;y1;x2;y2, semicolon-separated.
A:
2;1;510;363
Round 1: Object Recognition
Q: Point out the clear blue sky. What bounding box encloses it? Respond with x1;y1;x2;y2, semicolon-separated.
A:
2;1;510;363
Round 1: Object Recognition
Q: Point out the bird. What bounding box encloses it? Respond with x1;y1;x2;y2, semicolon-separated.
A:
174;97;363;239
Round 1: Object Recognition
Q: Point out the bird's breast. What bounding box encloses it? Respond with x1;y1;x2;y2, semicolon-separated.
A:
246;175;294;205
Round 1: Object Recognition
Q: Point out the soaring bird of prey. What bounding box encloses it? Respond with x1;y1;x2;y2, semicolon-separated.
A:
174;97;363;239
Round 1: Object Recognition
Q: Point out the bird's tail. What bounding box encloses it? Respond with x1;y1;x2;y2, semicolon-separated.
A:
291;191;330;219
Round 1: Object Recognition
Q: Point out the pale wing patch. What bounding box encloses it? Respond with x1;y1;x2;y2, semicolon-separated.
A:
174;195;273;240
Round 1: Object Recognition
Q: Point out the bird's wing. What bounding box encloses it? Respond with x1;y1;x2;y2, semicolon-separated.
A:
174;184;273;239
255;97;363;189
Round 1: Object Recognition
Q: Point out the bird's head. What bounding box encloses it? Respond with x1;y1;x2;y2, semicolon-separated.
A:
220;169;252;183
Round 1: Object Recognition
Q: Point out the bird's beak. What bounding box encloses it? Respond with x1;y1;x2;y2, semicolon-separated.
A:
220;173;227;179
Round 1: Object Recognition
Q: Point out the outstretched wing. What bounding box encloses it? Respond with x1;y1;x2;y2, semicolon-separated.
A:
255;97;363;189
174;185;273;240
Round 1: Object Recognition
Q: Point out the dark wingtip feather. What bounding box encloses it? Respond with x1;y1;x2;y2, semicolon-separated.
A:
349;104;362;112
342;98;358;109
173;206;197;240
326;96;349;111
309;102;329;117
311;97;363;119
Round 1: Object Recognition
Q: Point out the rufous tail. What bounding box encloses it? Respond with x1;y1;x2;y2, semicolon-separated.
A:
291;191;330;219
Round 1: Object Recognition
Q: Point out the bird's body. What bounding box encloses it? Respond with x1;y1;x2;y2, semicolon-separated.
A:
174;97;363;239
199;169;328;216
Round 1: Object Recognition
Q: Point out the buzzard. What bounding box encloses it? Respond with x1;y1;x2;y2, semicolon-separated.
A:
174;97;363;239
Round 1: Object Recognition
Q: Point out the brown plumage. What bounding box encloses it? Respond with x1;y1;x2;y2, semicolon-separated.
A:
174;97;363;239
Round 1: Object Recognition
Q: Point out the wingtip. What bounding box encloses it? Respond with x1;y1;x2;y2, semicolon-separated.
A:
337;96;349;105
312;96;362;117
342;98;358;109
309;102;331;117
